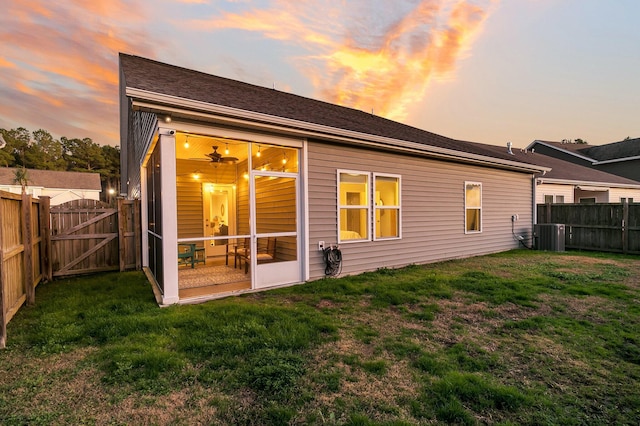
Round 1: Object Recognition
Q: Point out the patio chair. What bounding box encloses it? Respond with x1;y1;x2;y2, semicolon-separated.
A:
178;243;195;268
178;243;206;268
235;237;277;273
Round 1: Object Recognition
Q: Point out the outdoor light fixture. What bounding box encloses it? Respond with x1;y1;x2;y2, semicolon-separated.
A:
164;114;172;123
256;145;261;157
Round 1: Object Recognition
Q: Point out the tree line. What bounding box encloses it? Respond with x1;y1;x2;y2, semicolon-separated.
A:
0;127;120;202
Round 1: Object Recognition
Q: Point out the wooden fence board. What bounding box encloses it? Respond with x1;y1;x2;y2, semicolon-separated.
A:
537;201;639;254
2;193;141;348
50;200;120;277
3;195;41;345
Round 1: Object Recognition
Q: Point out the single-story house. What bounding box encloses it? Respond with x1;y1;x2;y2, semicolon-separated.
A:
0;168;102;205
527;139;640;183
480;144;640;204
119;53;548;305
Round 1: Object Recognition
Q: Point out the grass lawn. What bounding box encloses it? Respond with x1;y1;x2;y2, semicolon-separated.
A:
1;249;640;425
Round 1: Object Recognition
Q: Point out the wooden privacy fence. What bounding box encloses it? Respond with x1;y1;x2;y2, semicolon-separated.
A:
0;191;44;349
50;199;141;277
1;193;141;348
537;201;640;254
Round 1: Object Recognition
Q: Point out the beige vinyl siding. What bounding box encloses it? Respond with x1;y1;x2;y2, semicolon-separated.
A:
536;183;575;204
176;175;203;243
307;141;534;280
236;162;250;236
255;175;297;261
608;187;640;202
575;188;609;203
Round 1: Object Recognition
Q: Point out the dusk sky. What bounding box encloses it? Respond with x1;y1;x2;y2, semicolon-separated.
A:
1;0;638;149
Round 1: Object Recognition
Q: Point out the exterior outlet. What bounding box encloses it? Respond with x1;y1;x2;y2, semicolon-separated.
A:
318;241;325;251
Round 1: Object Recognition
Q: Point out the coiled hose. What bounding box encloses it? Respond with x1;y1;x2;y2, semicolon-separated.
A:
323;246;342;276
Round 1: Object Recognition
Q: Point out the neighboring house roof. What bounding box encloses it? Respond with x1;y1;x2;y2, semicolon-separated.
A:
120;53;547;174
526;140;597;162
0;168;102;190
579;138;640;163
481;145;640;188
528;138;640;164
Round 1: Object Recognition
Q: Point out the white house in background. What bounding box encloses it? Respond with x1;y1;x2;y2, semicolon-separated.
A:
0;168;102;205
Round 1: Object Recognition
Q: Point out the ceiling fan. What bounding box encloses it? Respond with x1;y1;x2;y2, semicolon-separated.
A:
206;145;238;165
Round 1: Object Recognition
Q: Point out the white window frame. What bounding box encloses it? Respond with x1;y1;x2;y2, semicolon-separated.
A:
337;170;371;243
464;181;482;234
544;194;565;203
373;173;402;241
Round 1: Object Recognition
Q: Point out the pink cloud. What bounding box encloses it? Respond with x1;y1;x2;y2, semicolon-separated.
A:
197;0;496;121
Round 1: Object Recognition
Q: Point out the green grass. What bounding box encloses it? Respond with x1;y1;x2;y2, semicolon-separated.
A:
2;250;640;424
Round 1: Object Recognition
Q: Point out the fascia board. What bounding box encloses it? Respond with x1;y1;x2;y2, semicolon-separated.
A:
593;155;640;165
127;87;548;174
536;177;640;189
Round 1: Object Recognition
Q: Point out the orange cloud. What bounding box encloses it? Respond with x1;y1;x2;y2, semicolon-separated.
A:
198;0;496;122
0;57;17;69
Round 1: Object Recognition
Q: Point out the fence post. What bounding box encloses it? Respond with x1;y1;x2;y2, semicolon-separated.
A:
134;200;142;270
118;198;125;272
22;192;35;306
39;196;52;281
622;199;629;254
0;195;5;349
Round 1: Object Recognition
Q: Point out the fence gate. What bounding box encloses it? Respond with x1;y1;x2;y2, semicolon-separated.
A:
50;199;140;277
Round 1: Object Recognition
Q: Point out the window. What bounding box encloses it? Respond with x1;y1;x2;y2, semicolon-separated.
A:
338;171;370;241
465;182;482;233
374;174;401;240
579;197;596;204
545;194;565;204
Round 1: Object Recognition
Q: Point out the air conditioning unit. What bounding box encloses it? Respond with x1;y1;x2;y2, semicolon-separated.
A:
535;224;565;252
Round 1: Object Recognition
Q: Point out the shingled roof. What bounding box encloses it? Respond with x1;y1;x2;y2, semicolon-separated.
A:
529;139;640;163
480;145;640;186
579;138;640;162
120;53;544;169
0;168;101;190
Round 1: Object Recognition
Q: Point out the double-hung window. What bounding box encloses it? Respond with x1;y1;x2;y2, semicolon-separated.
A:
338;171;370;241
374;174;401;240
465;182;482;233
338;171;402;242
